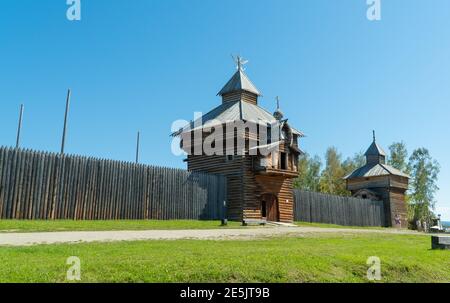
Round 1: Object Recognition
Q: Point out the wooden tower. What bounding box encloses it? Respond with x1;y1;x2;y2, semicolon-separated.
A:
175;57;304;222
344;133;409;228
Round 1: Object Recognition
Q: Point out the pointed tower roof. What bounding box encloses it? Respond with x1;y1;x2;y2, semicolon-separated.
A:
365;142;386;157
217;56;261;96
344;131;409;180
364;131;386;157
217;69;261;96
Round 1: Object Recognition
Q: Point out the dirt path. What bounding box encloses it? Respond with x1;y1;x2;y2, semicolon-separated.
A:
0;226;427;247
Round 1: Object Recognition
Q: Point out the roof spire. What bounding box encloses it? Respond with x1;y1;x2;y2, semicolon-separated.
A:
365;131;386;164
274;96;284;121
218;55;261;97
232;54;248;71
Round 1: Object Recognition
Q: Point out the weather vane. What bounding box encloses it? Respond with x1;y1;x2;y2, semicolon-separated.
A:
276;96;280;109
231;54;248;71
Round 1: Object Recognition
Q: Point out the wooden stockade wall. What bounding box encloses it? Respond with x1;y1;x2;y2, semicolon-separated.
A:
293;190;385;227
0;147;227;220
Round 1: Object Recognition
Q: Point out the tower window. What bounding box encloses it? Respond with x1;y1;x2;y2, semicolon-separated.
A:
280;152;287;170
267;124;272;144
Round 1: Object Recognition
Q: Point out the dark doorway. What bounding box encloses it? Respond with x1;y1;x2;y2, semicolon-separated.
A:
261;194;279;222
261;201;267;218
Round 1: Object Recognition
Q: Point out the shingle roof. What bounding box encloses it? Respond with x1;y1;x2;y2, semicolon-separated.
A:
217;70;261;96
365;141;386;157
344;163;409;179
172;101;304;137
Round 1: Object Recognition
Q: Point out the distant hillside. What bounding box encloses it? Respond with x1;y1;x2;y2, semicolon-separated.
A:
442;221;450;228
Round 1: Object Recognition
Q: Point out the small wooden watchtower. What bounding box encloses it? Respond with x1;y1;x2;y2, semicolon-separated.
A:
175;57;304;223
344;133;409;228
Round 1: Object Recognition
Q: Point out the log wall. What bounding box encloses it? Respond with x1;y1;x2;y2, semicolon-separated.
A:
293;190;385;227
0;147;227;220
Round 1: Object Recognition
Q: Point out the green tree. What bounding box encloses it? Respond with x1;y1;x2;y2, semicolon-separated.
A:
294;153;322;191
388;142;409;173
342;152;365;177
407;148;440;224
319;147;349;196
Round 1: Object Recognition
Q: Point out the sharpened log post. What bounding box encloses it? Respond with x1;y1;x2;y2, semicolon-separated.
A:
61;89;71;155
16;104;24;149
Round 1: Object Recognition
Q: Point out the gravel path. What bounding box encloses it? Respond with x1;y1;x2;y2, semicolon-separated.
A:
0;226;425;247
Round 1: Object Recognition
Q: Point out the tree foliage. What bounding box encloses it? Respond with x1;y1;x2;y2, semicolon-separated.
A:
342;152;365;177
388;142;409;173
318;147;348;196
293;153;322;192
407;148;440;222
294;148;364;196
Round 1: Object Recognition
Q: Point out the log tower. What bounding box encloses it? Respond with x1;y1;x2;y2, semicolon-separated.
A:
175;57;304;223
345;133;410;228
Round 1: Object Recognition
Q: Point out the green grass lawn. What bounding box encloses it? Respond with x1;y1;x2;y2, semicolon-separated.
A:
295;221;388;230
0;219;387;233
0;220;242;233
0;233;448;283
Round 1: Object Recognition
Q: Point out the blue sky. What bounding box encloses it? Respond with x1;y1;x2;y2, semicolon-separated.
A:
0;0;449;219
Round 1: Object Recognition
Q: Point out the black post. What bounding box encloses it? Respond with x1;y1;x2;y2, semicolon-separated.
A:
61;89;71;155
16;104;24;149
136;131;140;163
221;200;228;226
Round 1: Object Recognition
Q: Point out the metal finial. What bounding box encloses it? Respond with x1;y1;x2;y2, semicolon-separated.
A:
232;54;248;71
373;130;376;142
273;96;284;121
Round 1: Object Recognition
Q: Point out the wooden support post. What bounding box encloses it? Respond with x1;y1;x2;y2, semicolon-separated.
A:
136;131;140;164
16;104;24;149
221;199;228;226
61;89;71;155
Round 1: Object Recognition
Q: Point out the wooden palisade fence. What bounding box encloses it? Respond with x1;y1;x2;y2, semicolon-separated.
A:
0;147;386;226
0;147;227;220
293;189;385;227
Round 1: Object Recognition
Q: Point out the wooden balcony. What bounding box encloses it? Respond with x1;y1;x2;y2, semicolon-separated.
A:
256;168;299;178
254;165;299;178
